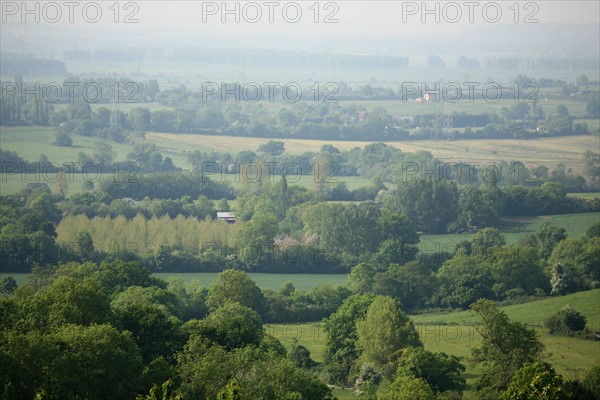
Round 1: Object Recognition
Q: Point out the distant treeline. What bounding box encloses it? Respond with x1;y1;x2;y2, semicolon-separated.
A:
2;74;599;142
63;48;410;69
60;47;600;70
0;53;67;75
484;56;600;70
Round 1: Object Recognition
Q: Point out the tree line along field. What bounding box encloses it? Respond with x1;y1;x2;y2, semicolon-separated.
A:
2;209;596;289
2;211;597;289
1;126;599;196
420;212;600;254
2;124;599;168
146;131;598;172
0;272;349;293
266;289;600;400
48;211;599;269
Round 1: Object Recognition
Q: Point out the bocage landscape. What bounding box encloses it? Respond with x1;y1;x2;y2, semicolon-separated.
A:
0;1;599;399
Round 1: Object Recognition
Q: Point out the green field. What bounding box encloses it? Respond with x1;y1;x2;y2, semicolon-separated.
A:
420;212;600;255
0;170;107;196
267;289;600;399
0;272;347;292
153;272;347;292
0;127;143;164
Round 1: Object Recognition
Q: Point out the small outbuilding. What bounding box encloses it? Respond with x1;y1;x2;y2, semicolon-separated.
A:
216;212;236;223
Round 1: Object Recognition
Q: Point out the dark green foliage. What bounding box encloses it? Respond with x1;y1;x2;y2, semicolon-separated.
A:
372;262;436;311
53;129;72;146
177;340;332;400
587;221;600;238
436;256;494;308
387;178;459;234
581;365;600;399
127;143;178;172
356;296;422;377
470;227;506;256
263;284;351;323
259;334;287;357
525;224;568;260
501;362;572;400
99;172;233;201
545;306;587;335
0;276;17;294
1;261;335;399
137;379;184;400
140;357;180;396
395;347;466;394
471;300;544;398
378;374;436;400
195;303;264;350
549;236;600;286
258;140;285;156
323;294;376;385
206;269;266;316
111;291;184;363
487;245;549;298
303;203;419;264
289;344;317;369
0;324;143;400
216;380;242;400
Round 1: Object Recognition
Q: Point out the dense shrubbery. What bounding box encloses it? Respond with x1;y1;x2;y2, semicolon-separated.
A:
545;306;588;336
99;173;234;201
0;264;334;399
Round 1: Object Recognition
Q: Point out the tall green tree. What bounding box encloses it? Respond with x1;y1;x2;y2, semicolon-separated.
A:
501;362;572;400
356;296;422;377
196;302;264;350
323;294;376;384
0;324;143;400
395;347;466;394
91;142;116;167
111;289;183;363
377;375;436;400
52;324;143;400
470;227;506;256
436;256;494;308
386;178;459;234
471;299;544;398
235;209;278;268
206;269;265;315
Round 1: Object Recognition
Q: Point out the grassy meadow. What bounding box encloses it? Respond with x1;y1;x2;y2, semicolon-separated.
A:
0;272;348;292
154;272;347;292
419;212;600;255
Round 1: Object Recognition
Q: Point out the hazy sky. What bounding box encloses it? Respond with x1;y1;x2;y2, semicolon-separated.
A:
3;1;599;31
1;1;599;54
140;0;600;33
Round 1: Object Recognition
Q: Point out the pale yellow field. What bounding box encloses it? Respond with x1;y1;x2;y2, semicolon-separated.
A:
148;132;599;173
